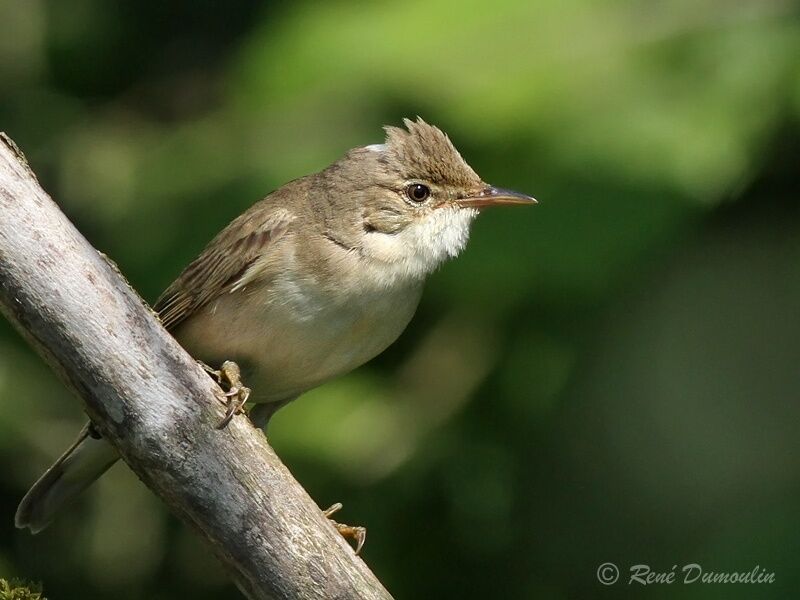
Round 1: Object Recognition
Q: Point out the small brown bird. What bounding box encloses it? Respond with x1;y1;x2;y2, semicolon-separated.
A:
16;118;536;541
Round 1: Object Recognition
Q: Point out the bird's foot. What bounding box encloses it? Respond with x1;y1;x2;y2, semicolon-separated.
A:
200;360;251;429
323;502;366;555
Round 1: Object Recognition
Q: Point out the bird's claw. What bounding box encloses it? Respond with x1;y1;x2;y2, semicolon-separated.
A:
323;502;366;555
199;360;251;429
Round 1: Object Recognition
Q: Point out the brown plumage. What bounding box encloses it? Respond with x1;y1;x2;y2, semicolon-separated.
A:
156;206;294;330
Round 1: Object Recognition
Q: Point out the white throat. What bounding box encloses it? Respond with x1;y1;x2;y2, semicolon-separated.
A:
359;206;478;286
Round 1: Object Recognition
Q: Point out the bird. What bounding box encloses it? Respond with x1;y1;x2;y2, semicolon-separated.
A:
15;117;536;545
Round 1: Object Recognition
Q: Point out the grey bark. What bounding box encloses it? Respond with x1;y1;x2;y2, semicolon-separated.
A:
0;133;393;600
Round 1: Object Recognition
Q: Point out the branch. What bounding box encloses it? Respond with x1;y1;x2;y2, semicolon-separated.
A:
0;133;393;600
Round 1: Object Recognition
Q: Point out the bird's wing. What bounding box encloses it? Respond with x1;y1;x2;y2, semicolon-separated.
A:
154;207;295;331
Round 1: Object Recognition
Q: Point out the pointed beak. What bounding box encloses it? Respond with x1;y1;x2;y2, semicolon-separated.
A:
456;185;538;209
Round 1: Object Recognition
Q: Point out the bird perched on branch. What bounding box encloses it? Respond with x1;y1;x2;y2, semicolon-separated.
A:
16;118;536;549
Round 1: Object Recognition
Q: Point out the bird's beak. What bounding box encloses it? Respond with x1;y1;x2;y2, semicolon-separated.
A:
456;185;538;209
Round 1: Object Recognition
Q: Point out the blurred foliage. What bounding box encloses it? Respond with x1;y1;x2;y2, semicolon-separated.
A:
0;580;45;600
1;0;799;598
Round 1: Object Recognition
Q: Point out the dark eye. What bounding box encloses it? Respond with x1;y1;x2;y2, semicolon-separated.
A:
406;183;430;203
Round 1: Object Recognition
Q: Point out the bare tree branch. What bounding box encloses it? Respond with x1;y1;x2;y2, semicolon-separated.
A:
0;133;393;600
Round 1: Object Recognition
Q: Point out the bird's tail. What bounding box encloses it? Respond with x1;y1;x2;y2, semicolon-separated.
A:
16;423;119;533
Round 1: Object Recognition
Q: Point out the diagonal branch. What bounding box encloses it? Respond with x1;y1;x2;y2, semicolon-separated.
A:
0;133;393;600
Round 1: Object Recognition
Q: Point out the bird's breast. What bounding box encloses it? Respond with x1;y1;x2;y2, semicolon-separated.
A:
175;270;423;403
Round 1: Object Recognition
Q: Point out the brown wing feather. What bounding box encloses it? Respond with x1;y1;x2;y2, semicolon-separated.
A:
154;206;294;331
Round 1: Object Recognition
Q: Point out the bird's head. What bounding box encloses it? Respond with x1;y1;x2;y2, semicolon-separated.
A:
319;118;536;281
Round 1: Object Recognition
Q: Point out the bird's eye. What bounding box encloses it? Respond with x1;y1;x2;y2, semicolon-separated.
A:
406;183;431;203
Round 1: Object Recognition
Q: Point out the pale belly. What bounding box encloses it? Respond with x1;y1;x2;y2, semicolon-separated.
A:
173;278;423;403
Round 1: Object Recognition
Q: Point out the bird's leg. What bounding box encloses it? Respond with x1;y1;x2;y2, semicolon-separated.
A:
198;360;251;429
216;361;251;429
323;502;366;555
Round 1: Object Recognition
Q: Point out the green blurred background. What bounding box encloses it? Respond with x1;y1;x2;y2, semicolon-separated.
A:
1;0;799;598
